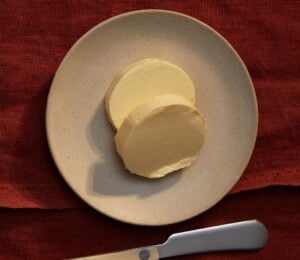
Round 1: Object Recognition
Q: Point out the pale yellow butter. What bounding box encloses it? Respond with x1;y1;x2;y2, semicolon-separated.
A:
115;95;205;178
106;58;195;129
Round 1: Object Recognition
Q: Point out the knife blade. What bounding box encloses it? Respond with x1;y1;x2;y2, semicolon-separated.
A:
70;220;268;259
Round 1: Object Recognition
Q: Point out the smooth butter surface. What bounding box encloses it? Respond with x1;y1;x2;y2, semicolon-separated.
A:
115;95;205;178
106;58;195;129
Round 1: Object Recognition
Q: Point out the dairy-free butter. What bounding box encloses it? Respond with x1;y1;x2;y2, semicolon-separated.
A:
105;58;195;129
115;95;205;178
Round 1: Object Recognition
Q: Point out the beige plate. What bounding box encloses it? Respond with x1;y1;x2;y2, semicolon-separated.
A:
46;10;258;226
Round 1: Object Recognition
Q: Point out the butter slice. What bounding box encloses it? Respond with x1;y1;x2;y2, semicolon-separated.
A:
106;58;195;129
115;95;205;178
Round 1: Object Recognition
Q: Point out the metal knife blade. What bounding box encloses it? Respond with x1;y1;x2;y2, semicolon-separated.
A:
158;219;268;258
70;220;268;260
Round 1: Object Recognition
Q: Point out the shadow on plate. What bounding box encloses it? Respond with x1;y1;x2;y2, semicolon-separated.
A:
86;98;181;198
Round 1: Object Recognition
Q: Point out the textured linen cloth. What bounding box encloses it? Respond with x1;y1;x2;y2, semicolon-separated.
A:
0;187;299;259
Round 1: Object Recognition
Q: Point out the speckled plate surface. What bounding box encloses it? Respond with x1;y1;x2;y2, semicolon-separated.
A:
46;10;258;225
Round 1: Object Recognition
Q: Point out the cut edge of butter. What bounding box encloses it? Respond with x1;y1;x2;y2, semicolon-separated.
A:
105;58;196;129
146;156;199;178
115;94;195;155
115;94;205;178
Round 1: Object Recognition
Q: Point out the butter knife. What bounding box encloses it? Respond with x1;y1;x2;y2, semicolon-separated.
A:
71;220;268;260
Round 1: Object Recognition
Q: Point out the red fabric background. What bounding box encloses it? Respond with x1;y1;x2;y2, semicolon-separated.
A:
0;0;299;259
0;187;299;259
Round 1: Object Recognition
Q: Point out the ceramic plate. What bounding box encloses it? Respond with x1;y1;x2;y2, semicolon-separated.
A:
46;10;258;225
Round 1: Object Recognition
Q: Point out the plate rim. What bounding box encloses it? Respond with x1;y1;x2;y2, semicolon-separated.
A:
46;9;258;226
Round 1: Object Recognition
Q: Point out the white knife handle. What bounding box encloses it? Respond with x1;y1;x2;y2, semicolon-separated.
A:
158;220;268;258
70;246;159;260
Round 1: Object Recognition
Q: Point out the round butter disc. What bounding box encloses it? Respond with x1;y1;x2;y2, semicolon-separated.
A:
106;58;195;129
115;95;205;178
